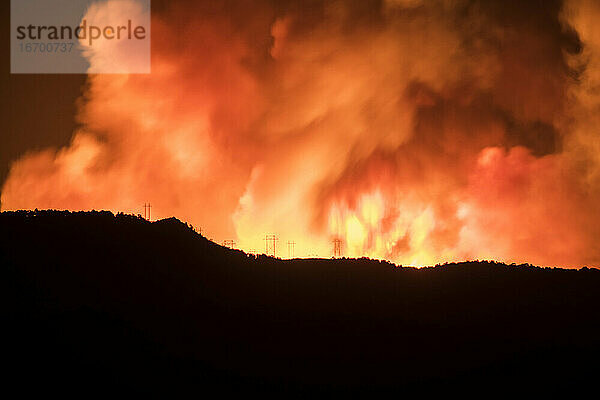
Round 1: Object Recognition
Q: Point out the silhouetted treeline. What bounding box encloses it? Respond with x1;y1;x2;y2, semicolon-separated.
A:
1;210;600;397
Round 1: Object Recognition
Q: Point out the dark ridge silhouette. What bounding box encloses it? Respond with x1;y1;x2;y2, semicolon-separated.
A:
1;210;600;397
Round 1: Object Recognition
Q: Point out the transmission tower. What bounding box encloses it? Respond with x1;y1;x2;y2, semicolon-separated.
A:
264;234;278;257
223;240;235;248
332;238;343;257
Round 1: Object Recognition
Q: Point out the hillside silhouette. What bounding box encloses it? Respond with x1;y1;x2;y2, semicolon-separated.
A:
2;210;600;396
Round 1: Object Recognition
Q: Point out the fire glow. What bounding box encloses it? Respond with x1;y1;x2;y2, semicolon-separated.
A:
3;0;600;267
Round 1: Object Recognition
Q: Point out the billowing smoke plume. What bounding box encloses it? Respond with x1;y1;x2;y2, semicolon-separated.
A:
3;0;600;266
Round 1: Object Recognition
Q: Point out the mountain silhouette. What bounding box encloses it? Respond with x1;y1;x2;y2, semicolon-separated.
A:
1;210;599;397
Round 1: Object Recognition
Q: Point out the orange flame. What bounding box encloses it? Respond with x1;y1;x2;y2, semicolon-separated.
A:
3;0;600;267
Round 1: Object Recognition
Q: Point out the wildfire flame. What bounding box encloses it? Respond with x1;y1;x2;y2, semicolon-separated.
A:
3;0;600;267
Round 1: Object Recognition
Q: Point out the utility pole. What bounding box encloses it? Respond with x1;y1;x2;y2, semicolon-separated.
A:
287;241;296;258
143;203;152;221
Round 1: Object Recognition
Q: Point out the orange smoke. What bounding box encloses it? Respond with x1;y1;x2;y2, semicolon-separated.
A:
3;0;600;267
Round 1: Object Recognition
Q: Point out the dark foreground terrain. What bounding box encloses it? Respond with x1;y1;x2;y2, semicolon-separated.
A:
1;210;600;397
